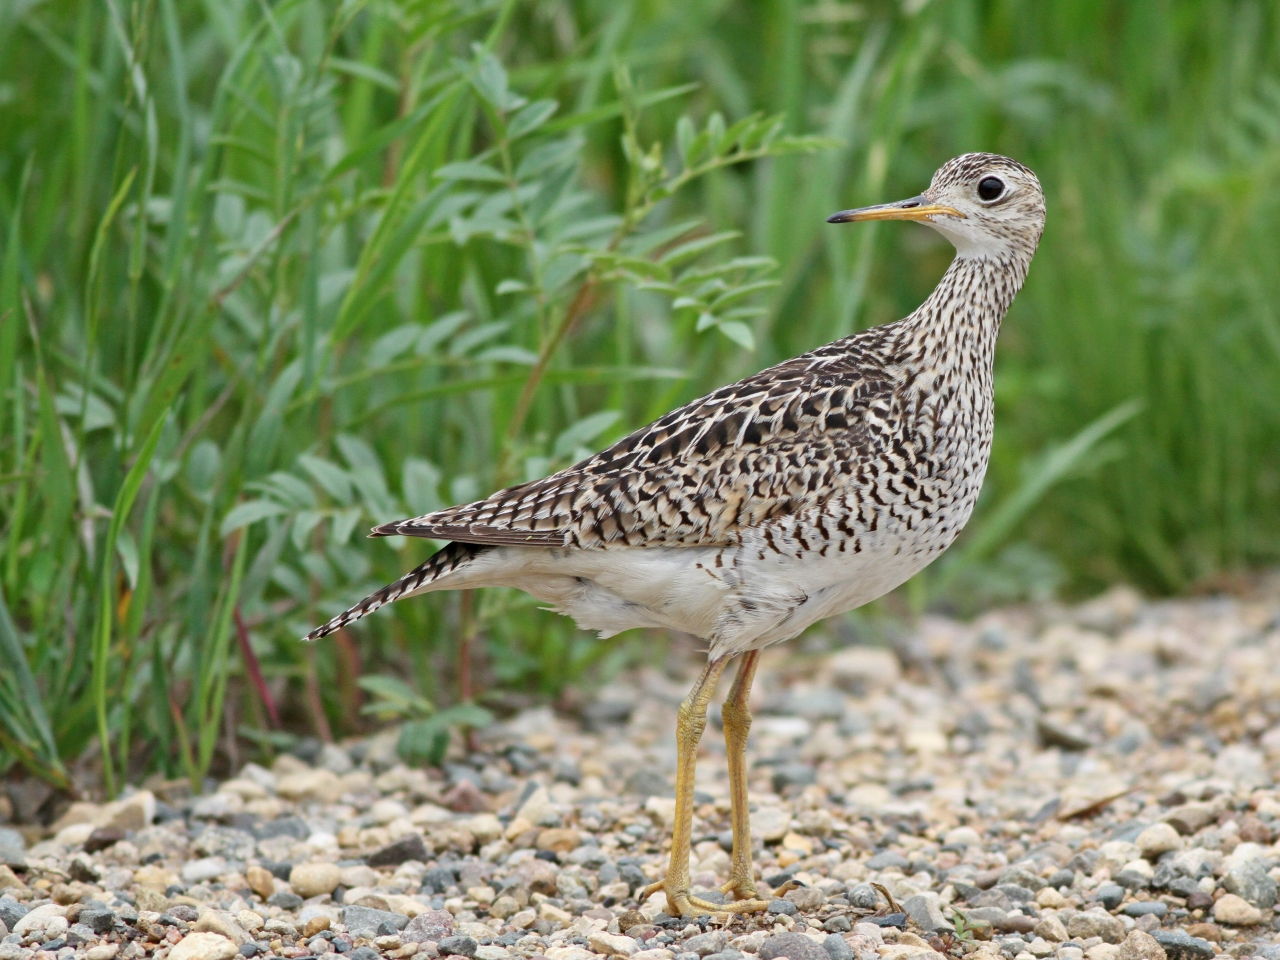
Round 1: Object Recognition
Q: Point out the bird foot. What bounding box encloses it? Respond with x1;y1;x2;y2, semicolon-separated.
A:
640;878;768;917
719;876;764;901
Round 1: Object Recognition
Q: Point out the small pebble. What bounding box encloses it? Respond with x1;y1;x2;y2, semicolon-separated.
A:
290;862;342;899
1096;883;1125;910
758;933;827;960
1150;929;1216;960
1135;822;1183;858
438;935;479;958
169;932;239;960
1211;892;1265;925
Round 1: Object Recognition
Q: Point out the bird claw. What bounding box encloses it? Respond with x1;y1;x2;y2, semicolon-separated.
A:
718;877;764;901
640;878;768;917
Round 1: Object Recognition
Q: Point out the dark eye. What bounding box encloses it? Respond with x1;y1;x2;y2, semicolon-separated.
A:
977;176;1005;201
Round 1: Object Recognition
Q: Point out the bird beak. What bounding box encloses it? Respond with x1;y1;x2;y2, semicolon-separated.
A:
827;194;966;224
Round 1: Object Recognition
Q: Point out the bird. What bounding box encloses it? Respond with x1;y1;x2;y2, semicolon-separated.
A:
305;152;1046;917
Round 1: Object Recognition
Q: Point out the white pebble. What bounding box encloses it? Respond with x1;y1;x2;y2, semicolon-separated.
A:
1135;822;1182;858
169;932;238;960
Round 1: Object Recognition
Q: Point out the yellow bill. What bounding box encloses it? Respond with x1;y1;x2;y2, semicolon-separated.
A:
827;195;965;224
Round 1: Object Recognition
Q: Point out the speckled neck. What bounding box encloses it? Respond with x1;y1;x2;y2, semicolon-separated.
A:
897;249;1035;379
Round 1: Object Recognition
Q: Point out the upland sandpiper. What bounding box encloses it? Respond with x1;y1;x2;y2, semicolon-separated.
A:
306;153;1046;916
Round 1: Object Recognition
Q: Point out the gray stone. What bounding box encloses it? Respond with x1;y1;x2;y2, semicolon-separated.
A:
84;826;126;853
1150;930;1214;960
864;851;909;871
770;764;816;792
64;922;95;945
781;688;847;721
0;899;27;931
366;834;429;868
182;856;229;884
0;830;25;869
1096;883;1125;910
342;905;410;940
1223;856;1277;908
437;935;477;958
965;907;1008;928
1113;869;1151;890
683;932;727;956
1163;803;1215;836
822;934;852;960
1066;909;1124;943
267;892;303;910
994;882;1035;903
784;885;824;912
402;909;454;943
822;916;851;933
970;888;1013;911
997;866;1045;891
1121;901;1167;918
255;816;309;841
190;794;240;820
847;884;879;909
421;865;459;894
556;872;588;900
902;893;949;932
567;845;607;869
318;743;355;774
767;898;798;916
348;949;381;960
758;933;828;960
78;908;115;935
193;827;256;861
624;769;669;797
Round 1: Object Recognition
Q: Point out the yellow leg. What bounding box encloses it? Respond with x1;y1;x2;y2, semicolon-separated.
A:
719;650;765;905
640;656;767;917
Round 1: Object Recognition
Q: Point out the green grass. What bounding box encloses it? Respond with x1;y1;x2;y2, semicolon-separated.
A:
1;0;1278;792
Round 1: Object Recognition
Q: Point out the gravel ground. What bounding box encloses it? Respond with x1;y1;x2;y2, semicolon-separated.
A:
3;581;1280;960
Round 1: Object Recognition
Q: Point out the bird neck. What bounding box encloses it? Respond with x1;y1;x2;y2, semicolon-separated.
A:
898;250;1032;378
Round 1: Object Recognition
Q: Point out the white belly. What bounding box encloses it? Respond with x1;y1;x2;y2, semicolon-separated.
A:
436;508;959;659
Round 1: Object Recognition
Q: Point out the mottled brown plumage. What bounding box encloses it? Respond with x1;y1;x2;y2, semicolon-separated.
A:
305;153;1046;916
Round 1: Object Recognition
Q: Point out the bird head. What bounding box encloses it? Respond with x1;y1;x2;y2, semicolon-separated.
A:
828;153;1045;260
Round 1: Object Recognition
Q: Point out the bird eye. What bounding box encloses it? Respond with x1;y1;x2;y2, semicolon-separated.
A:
977;176;1005;201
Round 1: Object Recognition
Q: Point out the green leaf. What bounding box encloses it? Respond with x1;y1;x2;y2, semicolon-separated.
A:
709;278;781;310
659;231;740;266
467;46;523;112
290;509;326;551
298;454;353;502
116;529;140;590
434;160;507;183
516;138;579;180
553;410;622;459
357;675;431;716
675;115;696;163
508;99;558;139
330;507;362;545
221;499;290;536
716;320;756;350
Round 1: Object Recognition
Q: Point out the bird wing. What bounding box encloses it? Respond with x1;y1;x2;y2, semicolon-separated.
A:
374;346;898;549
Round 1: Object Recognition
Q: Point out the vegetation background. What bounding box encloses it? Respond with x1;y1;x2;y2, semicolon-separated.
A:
1;0;1278;797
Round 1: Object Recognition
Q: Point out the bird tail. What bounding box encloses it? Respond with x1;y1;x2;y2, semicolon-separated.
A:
302;542;483;642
